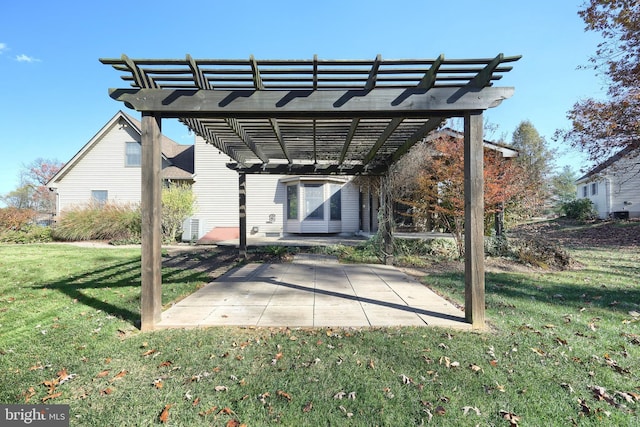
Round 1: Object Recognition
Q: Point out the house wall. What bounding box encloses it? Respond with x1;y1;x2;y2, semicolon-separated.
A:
192;136;363;239
51;118;143;214
191;136;287;238
577;154;640;219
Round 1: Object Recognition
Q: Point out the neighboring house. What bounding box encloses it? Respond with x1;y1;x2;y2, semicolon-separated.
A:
49;113;518;242
47;111;194;216
575;146;640;219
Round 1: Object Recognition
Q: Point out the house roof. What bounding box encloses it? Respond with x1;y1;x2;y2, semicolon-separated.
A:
576;145;638;183
428;128;519;158
101;54;521;175
48;110;194;185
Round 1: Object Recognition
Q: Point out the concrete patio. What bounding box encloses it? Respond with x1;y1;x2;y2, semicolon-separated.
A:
157;253;470;330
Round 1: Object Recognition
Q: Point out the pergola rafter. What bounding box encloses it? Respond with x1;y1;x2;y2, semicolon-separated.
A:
100;53;521;331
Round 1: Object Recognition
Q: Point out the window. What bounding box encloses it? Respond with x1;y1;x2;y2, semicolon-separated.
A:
591;182;598;196
330;184;341;220
304;184;324;220
125;141;141;167
91;190;108;205
287;185;298;220
582;186;588;198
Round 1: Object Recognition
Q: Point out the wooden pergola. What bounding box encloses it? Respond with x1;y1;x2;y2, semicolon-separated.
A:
100;53;520;331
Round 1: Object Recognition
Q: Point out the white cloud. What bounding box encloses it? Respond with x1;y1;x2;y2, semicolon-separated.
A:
0;43;7;54
15;54;40;63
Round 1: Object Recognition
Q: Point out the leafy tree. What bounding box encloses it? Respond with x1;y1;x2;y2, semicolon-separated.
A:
2;158;64;215
162;183;196;243
557;0;640;161
549;165;578;213
398;135;523;257
510;121;554;217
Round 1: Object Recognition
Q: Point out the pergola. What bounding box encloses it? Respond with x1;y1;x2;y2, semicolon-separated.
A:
100;53;520;331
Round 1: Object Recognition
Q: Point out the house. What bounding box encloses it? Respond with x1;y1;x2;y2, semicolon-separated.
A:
48;112;518;242
575;146;640;219
47;111;376;241
47;111;194;215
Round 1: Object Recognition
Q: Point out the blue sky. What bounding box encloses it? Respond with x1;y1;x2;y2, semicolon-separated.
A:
0;0;606;198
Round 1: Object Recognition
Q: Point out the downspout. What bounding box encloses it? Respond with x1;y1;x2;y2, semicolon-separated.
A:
604;176;612;218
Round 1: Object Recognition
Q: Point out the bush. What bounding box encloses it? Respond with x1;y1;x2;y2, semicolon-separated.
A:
562;199;595;221
485;234;512;257
52;202;141;242
162;184;196;244
0;207;35;230
0;225;52;243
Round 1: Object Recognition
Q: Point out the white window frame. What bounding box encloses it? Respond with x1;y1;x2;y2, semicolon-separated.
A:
91;190;108;205
125;141;142;167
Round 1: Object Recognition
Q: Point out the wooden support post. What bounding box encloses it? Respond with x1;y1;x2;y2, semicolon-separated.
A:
464;111;485;329
239;172;247;258
140;112;163;331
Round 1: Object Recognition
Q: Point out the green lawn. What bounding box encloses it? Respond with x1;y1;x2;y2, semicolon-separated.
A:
0;233;639;426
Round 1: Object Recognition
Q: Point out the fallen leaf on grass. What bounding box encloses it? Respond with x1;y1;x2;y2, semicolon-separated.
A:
158;360;172;368
469;364;483;373
435;405;446;415
153;379;163;389
100;388;113;396
462;406;481;416
531;347;546;357
400;374;413;385
338;405;353;418
22;387;36;403
142;349;157;357
56;369;76;385
277;390;292;402
302;401;313;412
333;391;346;399
218;407;235;415
96;370;110;378
41;392;62;402
159;404;172;424
615;391;636;403
215;385;229;392
499;410;520;426
198;406;218;416
110;370;128;382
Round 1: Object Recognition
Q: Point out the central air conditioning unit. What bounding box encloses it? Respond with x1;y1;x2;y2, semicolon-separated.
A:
181;217;204;242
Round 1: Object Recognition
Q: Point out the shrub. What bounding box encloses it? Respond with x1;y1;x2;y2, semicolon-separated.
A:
0;207;35;230
162;184;196;244
0;225;52;243
52;202;141;242
562;198;595;221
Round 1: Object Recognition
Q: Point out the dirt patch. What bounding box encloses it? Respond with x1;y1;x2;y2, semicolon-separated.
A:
510;218;640;249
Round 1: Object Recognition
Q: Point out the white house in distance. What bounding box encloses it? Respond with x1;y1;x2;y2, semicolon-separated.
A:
575;146;640;219
48;111;519;242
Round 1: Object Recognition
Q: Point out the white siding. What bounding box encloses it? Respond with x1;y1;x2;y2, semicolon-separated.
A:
246;175;287;236
191;136;286;238
191;136;240;234
52;118;142;213
340;181;360;233
577;153;640;219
